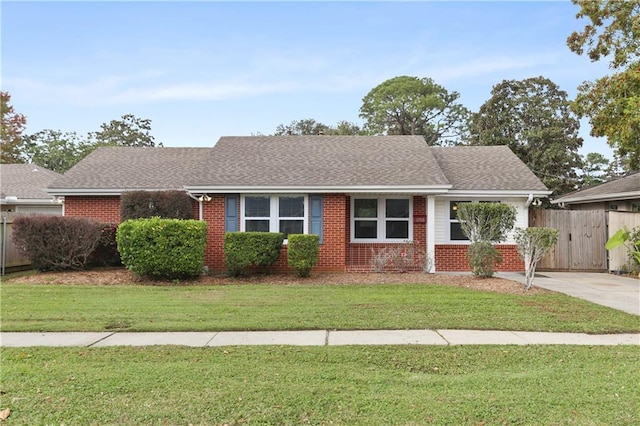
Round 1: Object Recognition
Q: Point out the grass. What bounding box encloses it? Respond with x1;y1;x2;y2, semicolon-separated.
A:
2;282;639;333
1;345;638;425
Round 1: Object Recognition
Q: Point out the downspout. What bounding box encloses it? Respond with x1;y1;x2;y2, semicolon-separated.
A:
526;193;533;207
188;193;203;221
426;195;436;273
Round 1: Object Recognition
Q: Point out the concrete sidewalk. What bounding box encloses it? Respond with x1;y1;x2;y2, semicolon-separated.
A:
1;330;638;347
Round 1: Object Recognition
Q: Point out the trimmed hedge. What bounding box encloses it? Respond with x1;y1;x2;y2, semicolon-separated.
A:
224;232;284;277
11;215;103;271
287;234;319;277
116;218;207;280
120;190;194;221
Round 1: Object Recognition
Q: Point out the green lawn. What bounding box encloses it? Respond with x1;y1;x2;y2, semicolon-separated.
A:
1;345;638;425
2;282;639;333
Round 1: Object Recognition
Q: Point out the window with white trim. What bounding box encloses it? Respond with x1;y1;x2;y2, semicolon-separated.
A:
448;200;500;242
242;195;307;239
351;197;412;242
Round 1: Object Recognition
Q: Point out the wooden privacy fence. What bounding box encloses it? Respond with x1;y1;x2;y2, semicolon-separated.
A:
529;209;640;272
1;213;31;275
608;211;640;272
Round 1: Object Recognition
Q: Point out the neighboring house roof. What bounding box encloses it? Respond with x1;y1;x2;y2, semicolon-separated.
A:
47;136;549;196
431;146;548;193
48;147;212;195
1;164;63;203
551;172;640;205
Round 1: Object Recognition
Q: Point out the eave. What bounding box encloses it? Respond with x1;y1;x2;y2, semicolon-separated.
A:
551;191;640;205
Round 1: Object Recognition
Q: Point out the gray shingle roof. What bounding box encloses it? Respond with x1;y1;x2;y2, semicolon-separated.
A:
430;146;549;191
1;164;62;200
552;172;640;204
192;135;449;188
47;137;548;194
48;147;212;192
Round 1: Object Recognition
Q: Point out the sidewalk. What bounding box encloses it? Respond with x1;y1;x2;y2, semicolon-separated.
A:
2;330;639;347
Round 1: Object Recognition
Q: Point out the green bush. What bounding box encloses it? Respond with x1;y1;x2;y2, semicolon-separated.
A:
120;190;194;221
12;215;103;271
287;234;319;277
224;232;284;277
467;241;502;278
116;218;207;280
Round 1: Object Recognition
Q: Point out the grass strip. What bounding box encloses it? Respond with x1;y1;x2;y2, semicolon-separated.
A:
1;345;638;425
2;283;639;333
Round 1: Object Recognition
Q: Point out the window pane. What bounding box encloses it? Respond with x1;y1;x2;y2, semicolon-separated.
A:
355;220;377;239
279;196;304;217
355;199;377;218
386;199;409;218
246;220;270;232
450;222;468;241
386;221;409;239
245;196;270;217
450;201;466;220
280;220;303;238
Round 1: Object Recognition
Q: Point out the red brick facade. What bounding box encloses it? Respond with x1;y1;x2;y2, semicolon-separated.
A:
435;244;524;271
64;194;524;273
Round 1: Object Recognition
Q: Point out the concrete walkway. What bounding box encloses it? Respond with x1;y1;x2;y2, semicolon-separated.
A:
498;271;640;316
1;330;638;347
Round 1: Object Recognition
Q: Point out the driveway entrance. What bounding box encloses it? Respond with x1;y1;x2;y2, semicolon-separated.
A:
502;272;640;316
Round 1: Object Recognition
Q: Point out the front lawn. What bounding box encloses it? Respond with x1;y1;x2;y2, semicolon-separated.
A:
1;346;638;425
2;282;639;333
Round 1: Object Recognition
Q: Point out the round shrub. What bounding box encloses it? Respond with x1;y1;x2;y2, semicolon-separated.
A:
287;234;319;277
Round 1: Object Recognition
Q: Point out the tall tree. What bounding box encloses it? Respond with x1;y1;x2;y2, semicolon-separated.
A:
20;130;93;174
470;76;583;196
567;0;640;170
273;119;365;136
359;76;471;146
92;114;162;147
1;91;27;163
580;152;610;187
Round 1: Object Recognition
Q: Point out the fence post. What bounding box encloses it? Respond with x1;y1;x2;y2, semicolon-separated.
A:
2;215;7;276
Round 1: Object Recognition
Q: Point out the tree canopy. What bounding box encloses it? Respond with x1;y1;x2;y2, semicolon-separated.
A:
92;114;162;147
1;91;27;164
567;0;640;170
274;119;365;136
359;76;470;146
20;130;92;174
470;76;583;196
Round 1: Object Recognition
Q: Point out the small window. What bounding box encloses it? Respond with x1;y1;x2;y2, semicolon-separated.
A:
632;203;640;212
351;197;411;242
609;204;618;211
242;195;308;239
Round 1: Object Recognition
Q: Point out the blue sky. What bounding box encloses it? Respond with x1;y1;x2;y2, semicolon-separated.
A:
2;1;613;158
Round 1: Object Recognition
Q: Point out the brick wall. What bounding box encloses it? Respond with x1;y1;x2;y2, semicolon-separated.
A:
435;244;524;272
64;196;121;223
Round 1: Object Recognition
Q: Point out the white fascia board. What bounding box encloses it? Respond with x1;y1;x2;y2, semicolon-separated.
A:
550;191;640;205
0;198;59;205
184;185;453;194
441;190;552;198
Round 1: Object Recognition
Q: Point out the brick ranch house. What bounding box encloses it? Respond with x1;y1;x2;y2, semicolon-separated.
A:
47;135;550;272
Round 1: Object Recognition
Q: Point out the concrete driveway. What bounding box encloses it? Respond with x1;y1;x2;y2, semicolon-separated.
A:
501;272;640;316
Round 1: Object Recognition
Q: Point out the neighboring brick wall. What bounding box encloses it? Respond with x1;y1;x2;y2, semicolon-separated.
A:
64;196;121;223
435;244;524;272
